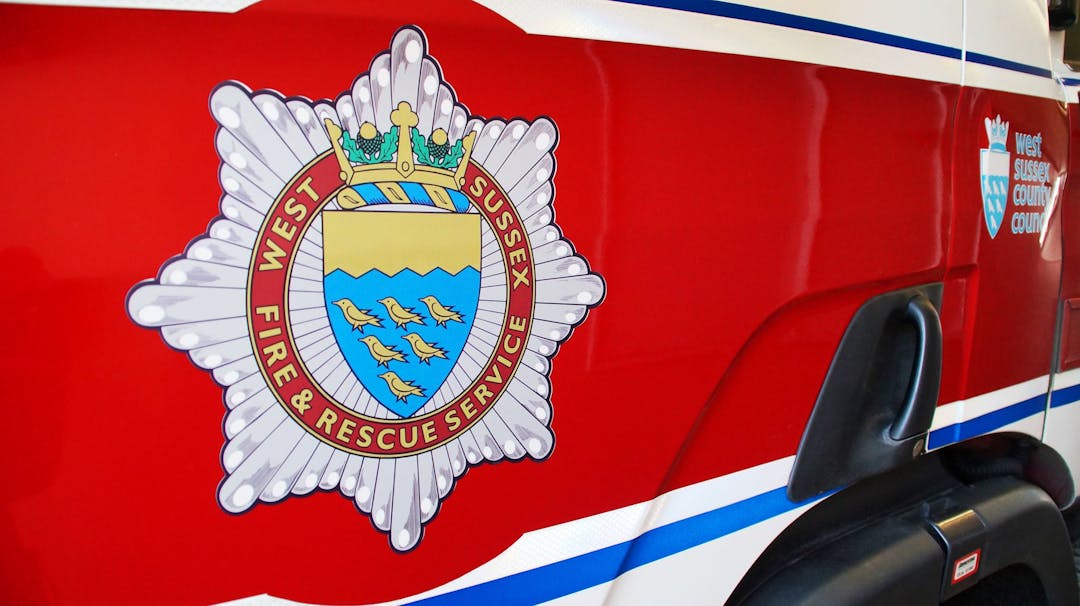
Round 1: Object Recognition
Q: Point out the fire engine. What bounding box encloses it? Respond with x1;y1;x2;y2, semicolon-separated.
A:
2;0;1080;604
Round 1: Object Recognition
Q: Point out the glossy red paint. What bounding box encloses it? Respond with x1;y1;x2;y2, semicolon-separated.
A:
942;88;1065;405
0;1;1068;605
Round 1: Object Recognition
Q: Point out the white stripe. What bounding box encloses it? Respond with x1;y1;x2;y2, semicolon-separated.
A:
565;506;810;606
416;456;793;596
478;0;1069;101
1050;32;1080;104
477;0;962;86
1045;403;1080;508
1045;367;1080;507
966;62;1062;102
929;374;1048;437
1054;78;1079;104
965;0;1053;74
215;457;795;606
1054;82;1080;103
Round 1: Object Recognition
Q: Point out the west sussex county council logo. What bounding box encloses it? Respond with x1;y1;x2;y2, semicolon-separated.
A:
979;114;1010;238
127;27;604;551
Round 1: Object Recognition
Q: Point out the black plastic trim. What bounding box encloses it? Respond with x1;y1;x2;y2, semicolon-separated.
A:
732;474;1078;606
738;517;944;606
891;294;943;440
788;284;943;502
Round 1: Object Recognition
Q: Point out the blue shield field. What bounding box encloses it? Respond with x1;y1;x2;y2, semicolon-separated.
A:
980;147;1010;238
322;209;480;418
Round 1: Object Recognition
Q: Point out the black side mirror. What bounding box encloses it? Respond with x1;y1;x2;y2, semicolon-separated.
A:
1050;0;1078;30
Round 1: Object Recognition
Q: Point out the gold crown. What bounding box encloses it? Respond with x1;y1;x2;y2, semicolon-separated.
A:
324;101;476;210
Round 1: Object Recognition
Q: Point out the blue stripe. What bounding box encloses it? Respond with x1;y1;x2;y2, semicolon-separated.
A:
610;0;1051;80
404;487;810;605
1061;77;1080;86
966;52;1053;79
928;394;1046;449
1051;382;1080;408
928;380;1080;449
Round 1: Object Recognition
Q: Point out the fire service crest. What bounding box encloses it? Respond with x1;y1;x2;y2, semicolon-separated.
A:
127;27;604;551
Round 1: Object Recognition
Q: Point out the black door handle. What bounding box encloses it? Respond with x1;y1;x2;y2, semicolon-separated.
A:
889;294;943;441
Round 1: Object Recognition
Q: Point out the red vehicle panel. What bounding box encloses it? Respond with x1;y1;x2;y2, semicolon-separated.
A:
2;1;1078;604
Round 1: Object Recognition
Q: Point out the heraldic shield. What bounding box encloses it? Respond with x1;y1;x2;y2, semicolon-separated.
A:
980;115;1011;239
323;204;480;418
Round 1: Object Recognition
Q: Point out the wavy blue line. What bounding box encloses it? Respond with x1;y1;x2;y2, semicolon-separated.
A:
324;266;480;279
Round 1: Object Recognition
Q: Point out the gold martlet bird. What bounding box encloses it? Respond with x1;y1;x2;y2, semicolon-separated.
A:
402;332;448;364
378;296;426;330
359;335;408;367
419;295;464;327
378;371;425;402
332;298;383;332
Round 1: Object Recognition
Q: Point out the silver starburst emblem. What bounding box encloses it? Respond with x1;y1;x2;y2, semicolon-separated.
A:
127;26;604;551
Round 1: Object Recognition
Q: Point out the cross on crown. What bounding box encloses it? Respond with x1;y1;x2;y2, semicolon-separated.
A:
324;101;477;192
